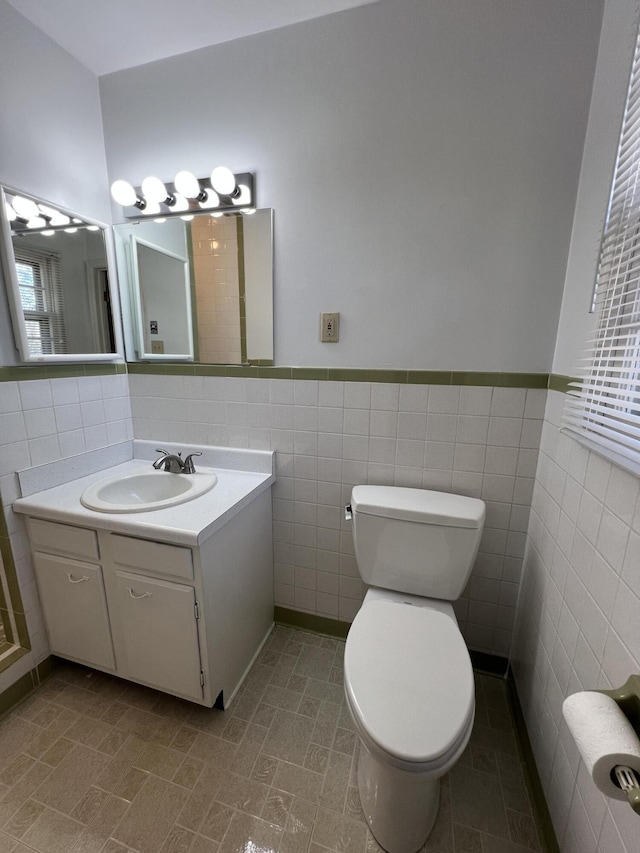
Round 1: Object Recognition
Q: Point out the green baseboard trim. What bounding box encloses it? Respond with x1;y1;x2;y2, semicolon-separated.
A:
274;606;351;639
0;654;59;720
0;644;28;675
508;676;560;853
469;649;509;677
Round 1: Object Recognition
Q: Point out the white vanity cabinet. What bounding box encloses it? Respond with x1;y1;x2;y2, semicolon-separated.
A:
23;486;274;708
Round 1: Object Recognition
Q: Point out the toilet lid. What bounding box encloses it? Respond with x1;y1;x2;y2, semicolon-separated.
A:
344;600;475;765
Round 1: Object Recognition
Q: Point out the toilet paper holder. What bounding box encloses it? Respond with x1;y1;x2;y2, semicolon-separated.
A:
598;674;640;815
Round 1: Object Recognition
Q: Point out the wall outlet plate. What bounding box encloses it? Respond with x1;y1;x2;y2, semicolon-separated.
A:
151;340;165;354
321;312;340;342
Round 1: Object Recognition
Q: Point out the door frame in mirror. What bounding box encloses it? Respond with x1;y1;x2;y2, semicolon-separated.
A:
129;234;194;361
0;185;125;364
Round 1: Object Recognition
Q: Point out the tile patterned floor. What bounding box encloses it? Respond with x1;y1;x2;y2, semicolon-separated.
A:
0;626;544;853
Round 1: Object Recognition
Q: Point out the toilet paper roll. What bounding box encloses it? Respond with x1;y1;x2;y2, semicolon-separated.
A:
563;691;640;800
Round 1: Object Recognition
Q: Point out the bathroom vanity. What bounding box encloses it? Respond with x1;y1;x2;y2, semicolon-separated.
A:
13;445;275;708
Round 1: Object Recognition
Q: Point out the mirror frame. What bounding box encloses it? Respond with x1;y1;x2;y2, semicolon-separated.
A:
0;185;125;363
129;234;194;361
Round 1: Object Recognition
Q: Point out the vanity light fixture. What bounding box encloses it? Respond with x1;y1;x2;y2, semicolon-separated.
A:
4;191;99;236
111;167;255;220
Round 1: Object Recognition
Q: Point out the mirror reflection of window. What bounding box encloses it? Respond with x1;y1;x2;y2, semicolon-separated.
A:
15;246;66;355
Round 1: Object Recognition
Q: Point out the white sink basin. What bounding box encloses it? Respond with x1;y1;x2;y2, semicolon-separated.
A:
80;469;218;513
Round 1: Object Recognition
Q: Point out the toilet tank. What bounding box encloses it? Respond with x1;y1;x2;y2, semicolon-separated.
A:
350;486;485;600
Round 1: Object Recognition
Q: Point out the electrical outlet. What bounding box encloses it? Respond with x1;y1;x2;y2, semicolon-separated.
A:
321;312;340;342
151;340;165;354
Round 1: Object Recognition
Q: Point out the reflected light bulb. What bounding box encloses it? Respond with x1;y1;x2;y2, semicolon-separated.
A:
12;196;39;220
64;227;78;233
27;216;46;229
180;215;195;222
235;184;251;206
153;217;166;224
50;213;70;227
4;202;16;221
142;200;161;216
198;189;220;209
170;194;189;212
142;176;169;204
41;229;55;236
174;170;200;198
111;179;137;207
86;225;99;231
210;166;236;196
241;208;256;215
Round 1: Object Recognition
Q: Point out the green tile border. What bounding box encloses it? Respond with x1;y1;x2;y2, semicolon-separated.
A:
0;363;125;382
0;654;60;717
548;374;577;393
0;361;560;389
508;675;561;853
0;645;29;679
123;364;552;388
274;606;351;639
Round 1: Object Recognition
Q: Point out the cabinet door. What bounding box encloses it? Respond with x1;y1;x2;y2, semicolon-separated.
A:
112;571;203;701
33;552;115;670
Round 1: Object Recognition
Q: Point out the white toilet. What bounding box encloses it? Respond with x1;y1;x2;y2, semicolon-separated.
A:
343;485;486;853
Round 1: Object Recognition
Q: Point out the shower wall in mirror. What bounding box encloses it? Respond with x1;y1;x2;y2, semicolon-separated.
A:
114;209;273;364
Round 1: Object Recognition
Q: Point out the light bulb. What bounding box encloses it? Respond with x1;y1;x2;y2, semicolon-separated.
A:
49;212;70;227
198;189;220;209
64;227;78;233
12;196;39;220
211;212;224;218
241;208;256;215
41;229;55;236
235;184;251;206
142;200;161;216
38;203;59;218
174;170;200;198
170;194;189;212
153;217;166;224
4;202;16;221
86;225;99;231
142;176;169;204
210;166;236;196
111;179;138;207
27;216;46;229
180;215;195;222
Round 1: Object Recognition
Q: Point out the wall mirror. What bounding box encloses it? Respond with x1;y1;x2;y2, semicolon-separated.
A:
114;208;273;364
0;186;124;363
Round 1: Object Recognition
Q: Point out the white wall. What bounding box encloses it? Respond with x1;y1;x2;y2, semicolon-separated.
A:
512;2;640;852
100;0;603;372
0;0;113;366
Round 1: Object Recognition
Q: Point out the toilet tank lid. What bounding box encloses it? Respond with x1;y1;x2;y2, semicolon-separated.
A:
351;486;485;528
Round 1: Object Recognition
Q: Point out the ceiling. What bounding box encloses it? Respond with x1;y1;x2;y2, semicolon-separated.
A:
5;0;380;76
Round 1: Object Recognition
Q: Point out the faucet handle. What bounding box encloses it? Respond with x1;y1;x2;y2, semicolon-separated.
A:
183;451;202;474
153;449;170;470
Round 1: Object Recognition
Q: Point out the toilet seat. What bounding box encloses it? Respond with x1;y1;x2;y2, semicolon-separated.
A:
344;599;475;774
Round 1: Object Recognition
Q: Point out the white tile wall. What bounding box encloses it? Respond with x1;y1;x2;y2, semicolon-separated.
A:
129;374;545;655
512;389;640;853
0;373;133;680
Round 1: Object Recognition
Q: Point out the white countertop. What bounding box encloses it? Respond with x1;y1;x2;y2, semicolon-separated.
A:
13;458;275;547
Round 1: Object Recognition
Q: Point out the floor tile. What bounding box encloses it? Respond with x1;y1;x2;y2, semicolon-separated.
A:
0;628;547;853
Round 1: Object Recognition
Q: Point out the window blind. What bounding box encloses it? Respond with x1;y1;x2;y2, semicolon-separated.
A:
13;243;67;355
563;30;640;468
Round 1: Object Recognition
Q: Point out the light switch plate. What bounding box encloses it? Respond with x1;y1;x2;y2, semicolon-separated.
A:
321;312;340;342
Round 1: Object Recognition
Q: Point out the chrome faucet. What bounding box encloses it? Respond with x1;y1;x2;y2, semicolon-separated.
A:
152;449;202;474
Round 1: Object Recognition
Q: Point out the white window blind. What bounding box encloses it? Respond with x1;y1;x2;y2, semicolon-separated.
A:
13;244;67;356
563;29;640;469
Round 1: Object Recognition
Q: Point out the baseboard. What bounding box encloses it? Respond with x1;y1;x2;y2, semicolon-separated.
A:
507;676;560;853
274;606;350;639
0;655;59;721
